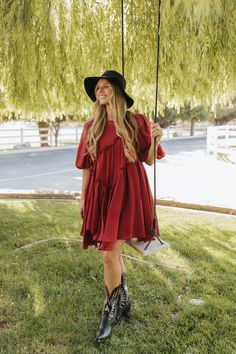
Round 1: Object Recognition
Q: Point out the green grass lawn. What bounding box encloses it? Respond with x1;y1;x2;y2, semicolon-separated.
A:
0;200;236;354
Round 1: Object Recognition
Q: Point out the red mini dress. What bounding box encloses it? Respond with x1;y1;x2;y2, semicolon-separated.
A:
75;113;165;251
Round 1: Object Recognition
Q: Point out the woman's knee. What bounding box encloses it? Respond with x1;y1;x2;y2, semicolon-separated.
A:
102;240;125;267
102;251;119;267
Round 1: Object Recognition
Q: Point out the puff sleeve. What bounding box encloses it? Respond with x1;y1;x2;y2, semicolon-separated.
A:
75;121;93;169
135;113;165;162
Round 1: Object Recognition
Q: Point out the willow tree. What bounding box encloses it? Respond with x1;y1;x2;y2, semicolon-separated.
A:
0;0;235;125
123;0;236;114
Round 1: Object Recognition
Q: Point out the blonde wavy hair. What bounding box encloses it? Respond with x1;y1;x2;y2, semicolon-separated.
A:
86;82;138;163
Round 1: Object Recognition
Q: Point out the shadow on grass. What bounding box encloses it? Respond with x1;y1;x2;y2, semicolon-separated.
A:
0;200;80;250
0;201;236;353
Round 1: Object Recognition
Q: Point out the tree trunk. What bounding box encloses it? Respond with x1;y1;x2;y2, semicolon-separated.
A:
51;121;61;147
190;118;195;136
37;121;49;147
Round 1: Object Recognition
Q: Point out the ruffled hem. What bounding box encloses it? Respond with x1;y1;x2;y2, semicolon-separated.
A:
80;160;160;251
81;230;159;251
81;231;118;251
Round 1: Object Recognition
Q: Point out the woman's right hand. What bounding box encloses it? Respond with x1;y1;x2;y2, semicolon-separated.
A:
79;198;84;219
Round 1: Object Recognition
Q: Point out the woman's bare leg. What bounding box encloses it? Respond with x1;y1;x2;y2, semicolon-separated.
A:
96;240;128;341
102;240;126;295
120;254;126;274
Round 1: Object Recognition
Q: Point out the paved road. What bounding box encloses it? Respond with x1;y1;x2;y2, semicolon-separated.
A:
0;137;206;192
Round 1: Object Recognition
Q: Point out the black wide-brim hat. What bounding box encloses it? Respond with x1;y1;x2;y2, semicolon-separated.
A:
84;70;134;108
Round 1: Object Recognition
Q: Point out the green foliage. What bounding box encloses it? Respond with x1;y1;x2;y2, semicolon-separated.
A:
177;101;211;122
0;88;7;112
0;0;236;120
213;102;236;125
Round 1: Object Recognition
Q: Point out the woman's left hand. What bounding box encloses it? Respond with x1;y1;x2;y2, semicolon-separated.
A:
151;122;163;143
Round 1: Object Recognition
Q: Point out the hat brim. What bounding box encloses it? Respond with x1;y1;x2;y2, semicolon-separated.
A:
84;76;134;108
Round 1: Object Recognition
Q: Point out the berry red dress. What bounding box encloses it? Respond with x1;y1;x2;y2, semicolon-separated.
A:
75;113;165;251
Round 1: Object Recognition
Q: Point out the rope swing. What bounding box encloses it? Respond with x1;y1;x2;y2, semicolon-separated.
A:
123;0;170;255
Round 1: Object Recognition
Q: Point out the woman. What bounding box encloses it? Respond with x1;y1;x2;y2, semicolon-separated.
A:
75;70;165;342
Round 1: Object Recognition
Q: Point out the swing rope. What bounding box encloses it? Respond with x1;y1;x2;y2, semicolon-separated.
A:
121;0;164;250
146;0;164;249
121;0;125;76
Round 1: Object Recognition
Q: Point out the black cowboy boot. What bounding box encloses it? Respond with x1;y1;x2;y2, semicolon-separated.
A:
113;272;132;325
95;284;121;342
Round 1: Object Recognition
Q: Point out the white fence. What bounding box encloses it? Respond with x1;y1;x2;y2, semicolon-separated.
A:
164;126;207;139
207;125;236;157
0;127;83;149
0;125;207;150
